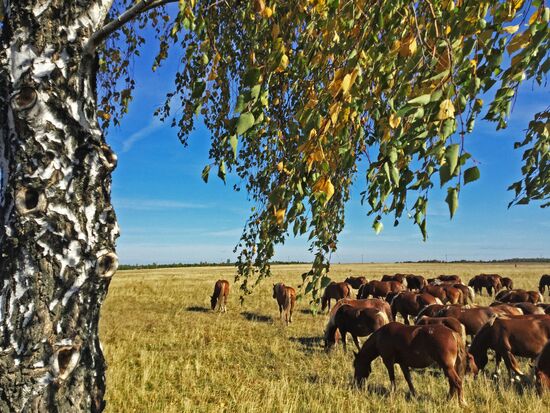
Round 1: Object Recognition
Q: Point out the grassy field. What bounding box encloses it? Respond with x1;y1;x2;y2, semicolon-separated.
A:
99;263;550;412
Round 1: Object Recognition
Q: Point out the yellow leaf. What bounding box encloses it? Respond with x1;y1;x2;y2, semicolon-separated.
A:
313;177;335;205
329;102;341;124
274;208;285;225
382;127;391;142
277;54;289;71
399;36;417;57
389;113;401;129
271;24;280;39
437;99;455;120
277;161;284;172
507;32;530;54
502;25;519;34
263;6;273;18
341;74;352;95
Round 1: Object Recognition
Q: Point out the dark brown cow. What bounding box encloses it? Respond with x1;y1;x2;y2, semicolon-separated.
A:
390;292;442;324
501;277;514;290
468;274;502;296
539;274;550;296
359;280;405;299
469;315;550;380
321;281;352;312
273;283;296;324
496;289;543;304
405;274;428;291
211;279;230;312
353;323;469;405
536;340;550;393
438;275;463;284
324;303;390;351
415;315;467;344
538;303;550;314
344;276;368;290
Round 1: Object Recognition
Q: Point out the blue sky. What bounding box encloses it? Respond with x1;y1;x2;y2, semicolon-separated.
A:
107;36;550;265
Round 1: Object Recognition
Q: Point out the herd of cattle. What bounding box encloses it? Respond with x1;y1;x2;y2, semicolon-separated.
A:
209;273;550;403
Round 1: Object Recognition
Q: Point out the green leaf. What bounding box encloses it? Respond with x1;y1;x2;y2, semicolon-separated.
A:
320;276;332;288
464;166;480;184
445;144;460;174
243;67;261;87
445;187;459;218
407;94;431;106
201;165;210;183
234;94;245;113
218;161;226;182
439;164;451;186
236;112;255;135
229;135;238;158
251;84;261;101
191;80;206;99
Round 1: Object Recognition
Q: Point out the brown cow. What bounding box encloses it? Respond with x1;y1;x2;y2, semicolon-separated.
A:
359;280;405;299
490;301;544;315
273;283;296;324
468;274;502;296
538;303;550;314
321;281;352;312
381;274;408;287
353;323;469;405
211;279;230;312
421;284;448;303
405;274;428;291
469;315;550;380
501;277;514;290
324;303;390;351
436;306;499;338
539;275;550;296
438;275;463;284
496;289;543;304
390;292;442;324
331;298;393;323
415;315;467;344
344;276;368;290
415;303;447;320
536;340;550;393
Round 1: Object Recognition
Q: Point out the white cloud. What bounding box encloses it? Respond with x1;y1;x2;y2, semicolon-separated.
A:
121;119;163;152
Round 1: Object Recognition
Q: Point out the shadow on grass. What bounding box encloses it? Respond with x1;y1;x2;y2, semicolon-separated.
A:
241;311;273;323
186;306;210;313
289;336;323;353
299;308;320;315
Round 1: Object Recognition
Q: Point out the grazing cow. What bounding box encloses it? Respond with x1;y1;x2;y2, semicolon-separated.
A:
321;282;352;312
469;315;550;380
353;323;470;405
496;289;543;304
436;306;501;338
405;274;428;291
381;274;408;287
390;292;442;324
332;298;393;323
490;301;544;315
421;284;448;303
359;280;405;299
324;304;389;351
415;304;447;320
344;276;368;290
438;275;463;284
539;275;550;296
272;283;296;324
211;279;230;312
536;340;550;394
468;274;502;296
490;303;524;316
501;277;514;290
415;316;467;344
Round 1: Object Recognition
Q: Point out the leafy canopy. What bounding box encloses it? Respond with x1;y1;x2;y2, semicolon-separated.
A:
99;0;549;304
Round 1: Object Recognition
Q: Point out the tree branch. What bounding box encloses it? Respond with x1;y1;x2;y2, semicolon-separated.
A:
86;0;178;52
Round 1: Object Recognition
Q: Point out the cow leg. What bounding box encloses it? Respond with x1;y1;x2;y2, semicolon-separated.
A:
502;351;525;380
443;367;465;405
383;359;397;392
341;330;347;351
279;305;283;321
352;335;361;351
399;364;416;397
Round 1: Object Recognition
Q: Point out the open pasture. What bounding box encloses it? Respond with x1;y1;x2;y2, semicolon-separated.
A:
100;263;550;412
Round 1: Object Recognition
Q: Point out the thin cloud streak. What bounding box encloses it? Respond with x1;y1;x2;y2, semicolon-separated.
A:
121;119;163;152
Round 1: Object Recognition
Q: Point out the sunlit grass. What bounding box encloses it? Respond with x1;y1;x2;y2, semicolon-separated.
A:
100;263;550;412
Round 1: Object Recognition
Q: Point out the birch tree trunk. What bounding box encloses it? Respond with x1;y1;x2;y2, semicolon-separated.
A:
0;1;118;411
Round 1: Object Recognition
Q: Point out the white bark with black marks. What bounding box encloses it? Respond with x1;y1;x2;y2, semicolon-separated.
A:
0;1;118;411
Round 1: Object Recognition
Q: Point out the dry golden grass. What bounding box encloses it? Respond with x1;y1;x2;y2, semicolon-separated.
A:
100;263;550;412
